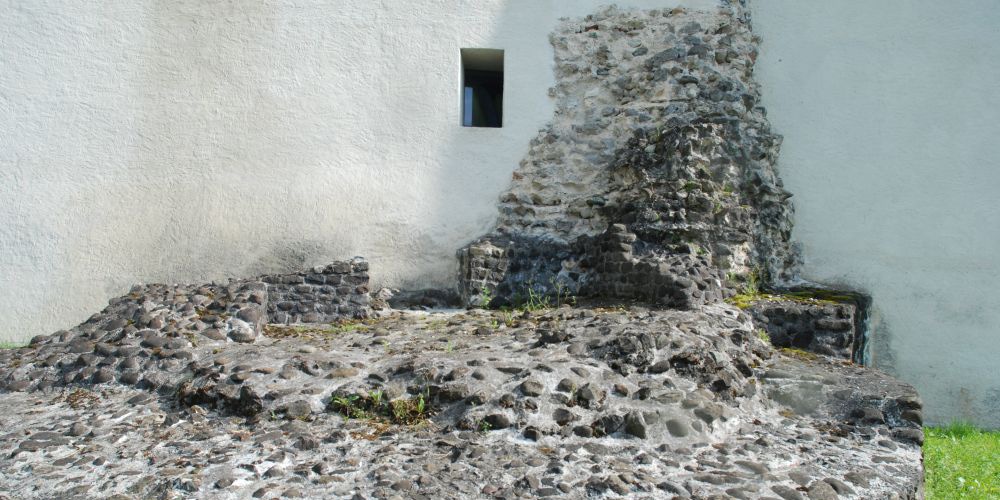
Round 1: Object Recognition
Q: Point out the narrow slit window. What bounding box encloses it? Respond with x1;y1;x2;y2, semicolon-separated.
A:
461;48;504;128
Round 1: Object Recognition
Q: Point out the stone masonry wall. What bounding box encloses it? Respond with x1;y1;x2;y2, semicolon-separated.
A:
459;6;800;307
456;242;509;308
262;257;372;324
583;224;729;308
747;290;870;362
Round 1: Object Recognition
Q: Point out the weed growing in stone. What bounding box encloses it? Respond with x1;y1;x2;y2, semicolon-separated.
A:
521;282;551;311
500;310;517;328
550;277;576;308
743;267;762;296
328;391;433;426
368;389;384;407
727;288;853;310
478;285;494;308
478;419;492;433
756;329;770;344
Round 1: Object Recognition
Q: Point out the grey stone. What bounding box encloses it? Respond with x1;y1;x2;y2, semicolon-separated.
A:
625;411;647;439
519;379;545;397
771;485;806;500
807;481;840;500
822;478;855;496
261;465;284;479
67;423;89;437
556;378;577;392
92;367;115;383
484;413;511;430
665;418;690;437
553;408;576;426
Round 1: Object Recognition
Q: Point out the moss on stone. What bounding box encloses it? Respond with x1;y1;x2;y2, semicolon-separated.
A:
779;347;819;361
726;288;856;310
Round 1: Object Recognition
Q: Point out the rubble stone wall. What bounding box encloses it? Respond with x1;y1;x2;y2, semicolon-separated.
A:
748;297;862;362
584;224;729;308
460;6;798;307
263;257;372;324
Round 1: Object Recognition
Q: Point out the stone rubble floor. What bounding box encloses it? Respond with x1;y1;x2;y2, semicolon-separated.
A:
0;305;922;499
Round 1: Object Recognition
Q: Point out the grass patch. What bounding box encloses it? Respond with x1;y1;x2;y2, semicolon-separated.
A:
329;319;370;334
0;342;26;349
327;390;434;426
756;328;770;344
924;422;999;499
264;318;372;340
778;347;818;361
726;290;852;310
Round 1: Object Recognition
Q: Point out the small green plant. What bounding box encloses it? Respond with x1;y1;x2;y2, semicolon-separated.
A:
757;329;770;344
416;394;426;415
550;277;577;308
524;283;551;311
743;267;762;296
369;389;384;407
500;310;516;328
391;400;407;421
478;419;492;433
478;285;494;308
445;340;454;353
0;342;25;350
328;391;433;426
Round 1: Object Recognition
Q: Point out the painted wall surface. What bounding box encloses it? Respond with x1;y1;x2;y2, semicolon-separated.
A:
0;0;711;341
752;0;1000;428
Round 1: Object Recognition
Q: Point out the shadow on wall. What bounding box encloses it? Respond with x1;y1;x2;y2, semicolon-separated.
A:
4;0;714;342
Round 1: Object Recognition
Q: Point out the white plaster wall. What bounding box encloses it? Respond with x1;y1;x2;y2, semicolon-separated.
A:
752;1;1000;428
0;0;712;343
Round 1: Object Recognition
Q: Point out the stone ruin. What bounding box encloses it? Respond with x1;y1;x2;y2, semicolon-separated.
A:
0;4;923;500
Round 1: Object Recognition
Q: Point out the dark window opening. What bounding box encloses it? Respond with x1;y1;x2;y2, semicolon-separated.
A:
461;48;503;128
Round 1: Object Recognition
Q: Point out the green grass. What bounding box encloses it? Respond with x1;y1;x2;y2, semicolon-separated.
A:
0;342;26;349
924;422;999;499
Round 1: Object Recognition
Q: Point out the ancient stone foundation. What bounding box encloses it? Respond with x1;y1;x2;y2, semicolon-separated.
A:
459;3;801;311
0;4;923;499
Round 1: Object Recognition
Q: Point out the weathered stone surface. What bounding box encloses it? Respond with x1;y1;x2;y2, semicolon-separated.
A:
0;6;924;500
458;4;801;308
0;305;924;499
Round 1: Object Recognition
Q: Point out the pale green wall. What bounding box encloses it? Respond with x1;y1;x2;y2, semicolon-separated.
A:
753;0;1000;428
